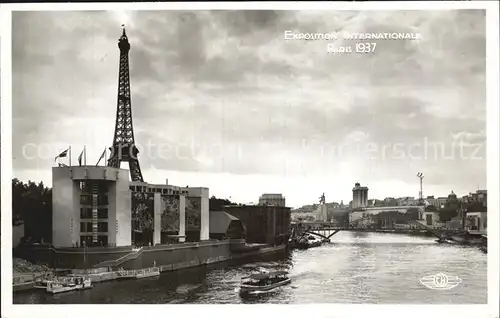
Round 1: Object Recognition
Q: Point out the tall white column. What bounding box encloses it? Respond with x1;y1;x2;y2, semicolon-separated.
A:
200;189;210;240
115;170;131;247
179;195;186;243
153;193;161;245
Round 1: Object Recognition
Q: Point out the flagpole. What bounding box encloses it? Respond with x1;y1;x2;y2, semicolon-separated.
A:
104;147;107;166
69;146;72;167
84;145;87;166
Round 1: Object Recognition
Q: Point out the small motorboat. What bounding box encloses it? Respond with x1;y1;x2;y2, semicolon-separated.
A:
295;235;322;249
239;271;291;296
305;235;322;247
135;267;160;279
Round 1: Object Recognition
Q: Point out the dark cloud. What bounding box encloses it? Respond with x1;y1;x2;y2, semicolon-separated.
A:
215;10;283;36
12;10;486;201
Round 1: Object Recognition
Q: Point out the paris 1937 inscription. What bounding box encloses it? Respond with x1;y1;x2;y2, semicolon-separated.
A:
283;30;422;55
326;42;377;55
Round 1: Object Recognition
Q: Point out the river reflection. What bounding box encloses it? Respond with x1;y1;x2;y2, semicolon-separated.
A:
14;232;487;304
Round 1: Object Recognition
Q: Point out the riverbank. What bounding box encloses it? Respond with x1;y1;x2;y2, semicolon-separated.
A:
13;243;287;293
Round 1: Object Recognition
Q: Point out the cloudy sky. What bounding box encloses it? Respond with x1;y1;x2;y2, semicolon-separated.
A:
12;10;486;208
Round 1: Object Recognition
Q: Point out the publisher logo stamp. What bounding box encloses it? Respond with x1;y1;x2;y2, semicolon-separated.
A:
419;273;462;290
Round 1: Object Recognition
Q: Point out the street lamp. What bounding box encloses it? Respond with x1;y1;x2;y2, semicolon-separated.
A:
417;172;424;204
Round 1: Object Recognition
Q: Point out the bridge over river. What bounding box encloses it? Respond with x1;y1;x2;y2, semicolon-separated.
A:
290;216;474;242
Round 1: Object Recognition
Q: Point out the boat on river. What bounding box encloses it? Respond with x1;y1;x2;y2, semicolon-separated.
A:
295;235;322;249
239;271;291;295
46;277;92;294
307;235;322;247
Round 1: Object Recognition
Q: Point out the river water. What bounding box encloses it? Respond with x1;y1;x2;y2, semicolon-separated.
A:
14;232;487;304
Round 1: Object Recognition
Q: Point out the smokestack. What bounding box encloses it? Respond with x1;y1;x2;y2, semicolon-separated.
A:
165;178;168;185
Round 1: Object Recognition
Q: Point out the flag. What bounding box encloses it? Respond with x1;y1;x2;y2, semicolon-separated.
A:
78;149;84;166
96;148;106;166
54;148;68;162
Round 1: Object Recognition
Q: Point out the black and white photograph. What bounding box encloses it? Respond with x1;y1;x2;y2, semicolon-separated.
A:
1;2;499;317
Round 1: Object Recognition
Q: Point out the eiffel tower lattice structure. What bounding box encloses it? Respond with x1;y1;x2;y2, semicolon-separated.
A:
107;26;144;182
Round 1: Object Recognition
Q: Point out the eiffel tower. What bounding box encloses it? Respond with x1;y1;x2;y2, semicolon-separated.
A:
107;26;144;182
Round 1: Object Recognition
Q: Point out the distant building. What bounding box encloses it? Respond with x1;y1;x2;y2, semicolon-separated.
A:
258;193;286;207
383;197;399;206
397;196;418;206
352;183;369;209
426;196;447;208
224;205;291;246
465;211;487;232
444;190;461;210
420;211;444;229
462;190;487;208
350;205;424;225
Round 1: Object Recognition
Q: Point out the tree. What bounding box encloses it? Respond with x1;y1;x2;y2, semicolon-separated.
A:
12;178;52;243
209;196;234;211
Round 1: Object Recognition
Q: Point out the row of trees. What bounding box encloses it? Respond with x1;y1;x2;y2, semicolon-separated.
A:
12;178;52;243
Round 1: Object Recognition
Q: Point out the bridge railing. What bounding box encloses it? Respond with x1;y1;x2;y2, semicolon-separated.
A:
292;213;441;237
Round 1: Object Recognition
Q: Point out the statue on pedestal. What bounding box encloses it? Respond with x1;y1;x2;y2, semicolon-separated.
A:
319;193;326;205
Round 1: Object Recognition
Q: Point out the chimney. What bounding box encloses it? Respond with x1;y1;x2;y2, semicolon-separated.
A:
165;178;168;185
